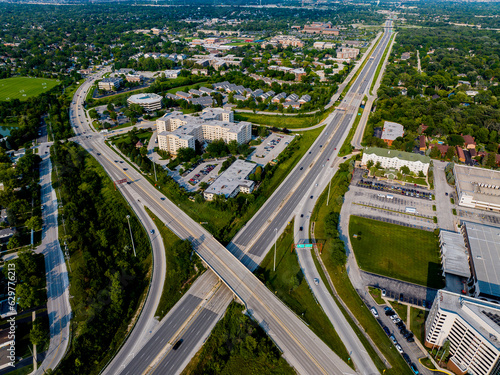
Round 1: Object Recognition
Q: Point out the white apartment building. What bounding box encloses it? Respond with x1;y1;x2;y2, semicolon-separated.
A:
453;165;500;213
156;108;251;155
361;147;431;175
425;290;500;375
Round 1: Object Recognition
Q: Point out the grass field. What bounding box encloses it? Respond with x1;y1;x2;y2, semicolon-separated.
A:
0;77;59;101
349;216;444;288
410;307;428;345
254;220;352;366
234;110;331;129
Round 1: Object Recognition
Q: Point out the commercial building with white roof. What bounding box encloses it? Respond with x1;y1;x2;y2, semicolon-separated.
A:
381;121;404;146
203;159;256;200
454;165;500;213
424;290;500;375
127;93;163;111
156;108;251;155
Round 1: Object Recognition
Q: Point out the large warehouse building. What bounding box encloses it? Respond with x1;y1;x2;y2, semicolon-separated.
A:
454;165;500;212
425;290;500;375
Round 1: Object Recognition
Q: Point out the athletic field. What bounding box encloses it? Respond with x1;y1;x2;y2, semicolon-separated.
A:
0;77;59;101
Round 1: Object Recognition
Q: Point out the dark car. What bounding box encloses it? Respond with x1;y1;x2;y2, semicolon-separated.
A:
310;195;313;199
123;168;128;171
402;353;411;364
300;167;304;170
383;326;390;336
172;339;184;350
400;328;408;336
160;197;166;201
300;214;304;217
299;227;303;231
407;336;415;343
410;363;419;374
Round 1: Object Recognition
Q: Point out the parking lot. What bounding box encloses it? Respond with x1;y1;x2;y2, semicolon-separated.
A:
247;133;294;166
174;160;224;192
347;186;437;231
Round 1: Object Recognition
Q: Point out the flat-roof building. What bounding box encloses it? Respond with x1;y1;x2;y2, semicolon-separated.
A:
381;121;404;146
98;77;122;91
203;159;256;200
361;147;431;175
462;221;500;301
424;290;500;375
127;93;163;112
454;165;500;212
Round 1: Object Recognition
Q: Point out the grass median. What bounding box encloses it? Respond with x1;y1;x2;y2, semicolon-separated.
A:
254;220;353;367
234;110;330;129
145;208;205;320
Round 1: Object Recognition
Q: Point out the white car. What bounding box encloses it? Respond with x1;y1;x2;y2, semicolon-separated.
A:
395;344;403;353
382;289;386;297
370;307;379;318
390;314;399;321
313;278;319;285
393;318;401;324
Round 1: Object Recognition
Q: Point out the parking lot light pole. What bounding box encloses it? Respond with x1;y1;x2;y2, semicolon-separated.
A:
126;215;137;257
274;228;277;272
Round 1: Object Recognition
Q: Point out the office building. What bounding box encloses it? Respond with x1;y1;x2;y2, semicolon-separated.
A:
203;159;256;200
98;77;122;91
453;165;500;212
425;290;500;375
381;121;404;146
127;93;163;112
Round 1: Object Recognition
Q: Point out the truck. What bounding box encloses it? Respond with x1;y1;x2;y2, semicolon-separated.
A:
405;207;416;213
386;194;393;199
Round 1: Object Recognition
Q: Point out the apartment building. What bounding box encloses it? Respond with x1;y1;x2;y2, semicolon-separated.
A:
336;47;360;60
156;109;250;155
361;147;431;175
453;165;500;213
425;290;500;375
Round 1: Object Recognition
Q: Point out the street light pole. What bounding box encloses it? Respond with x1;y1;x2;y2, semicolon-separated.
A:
274;228;277;272
152;157;157;181
126;215;137;257
326;178;332;206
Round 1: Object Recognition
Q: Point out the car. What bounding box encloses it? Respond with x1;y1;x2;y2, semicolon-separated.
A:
407;336;415;343
97;153;101;156
343;156;347;159
120;161;124;164
400;328;408;336
300;214;304;218
402;353;411;363
309;151;312;154
115;160;118;163
300;167;304;170
390;314;399;321
382;289;386;297
384;306;392;312
172;339;183;350
319;145;322;148
315;183;318;187
445;192;448;196
334;147;337;150
393;318;401;324
395;344;403;353
310;195;313;199
150;229;155;234
397;321;405;329
370;307;379;318
383;326;390;336
160;197;166;201
313;278;319;285
389;334;397;345
299;227;303;231
410;363;419;374
386;310;395;316
123;168;128;171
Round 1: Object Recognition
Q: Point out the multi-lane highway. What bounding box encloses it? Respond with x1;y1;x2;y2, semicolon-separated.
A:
65;20;394;375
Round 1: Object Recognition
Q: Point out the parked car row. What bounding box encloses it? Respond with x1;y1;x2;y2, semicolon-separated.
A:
357;179;433;200
189;164;216;185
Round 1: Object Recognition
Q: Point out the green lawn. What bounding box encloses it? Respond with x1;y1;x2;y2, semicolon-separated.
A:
338;107;364;156
349;216;444;289
0;77;59;101
368;286;385;305
166;82;212;94
254;221;352;367
410;307;428;345
234;111;330;129
390;301;408;322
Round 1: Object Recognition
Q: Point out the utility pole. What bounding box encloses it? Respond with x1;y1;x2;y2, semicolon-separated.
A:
126;215;137;257
326;178;332;206
274;228;277;272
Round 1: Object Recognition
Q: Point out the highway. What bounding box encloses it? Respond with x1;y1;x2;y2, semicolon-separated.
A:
67;20;394;375
35;142;71;375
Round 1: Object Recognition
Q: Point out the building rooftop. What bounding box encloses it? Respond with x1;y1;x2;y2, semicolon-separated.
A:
127;93;162;104
439;230;471;279
205;159;256;198
463;221;500;299
381;121;404;141
363;147;431;164
454;165;500;206
437;290;500;350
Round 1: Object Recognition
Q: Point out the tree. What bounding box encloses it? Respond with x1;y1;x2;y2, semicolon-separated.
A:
89;109;98;119
448;135;464;147
7;236;20;250
25;216;42;231
177;147;196;163
366;160;374;169
107;103;115;112
227;140;239;155
16;283;38;310
400;165;411;175
445;146;456;160
430;146;441;159
206;140;229;157
30;320;45;346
